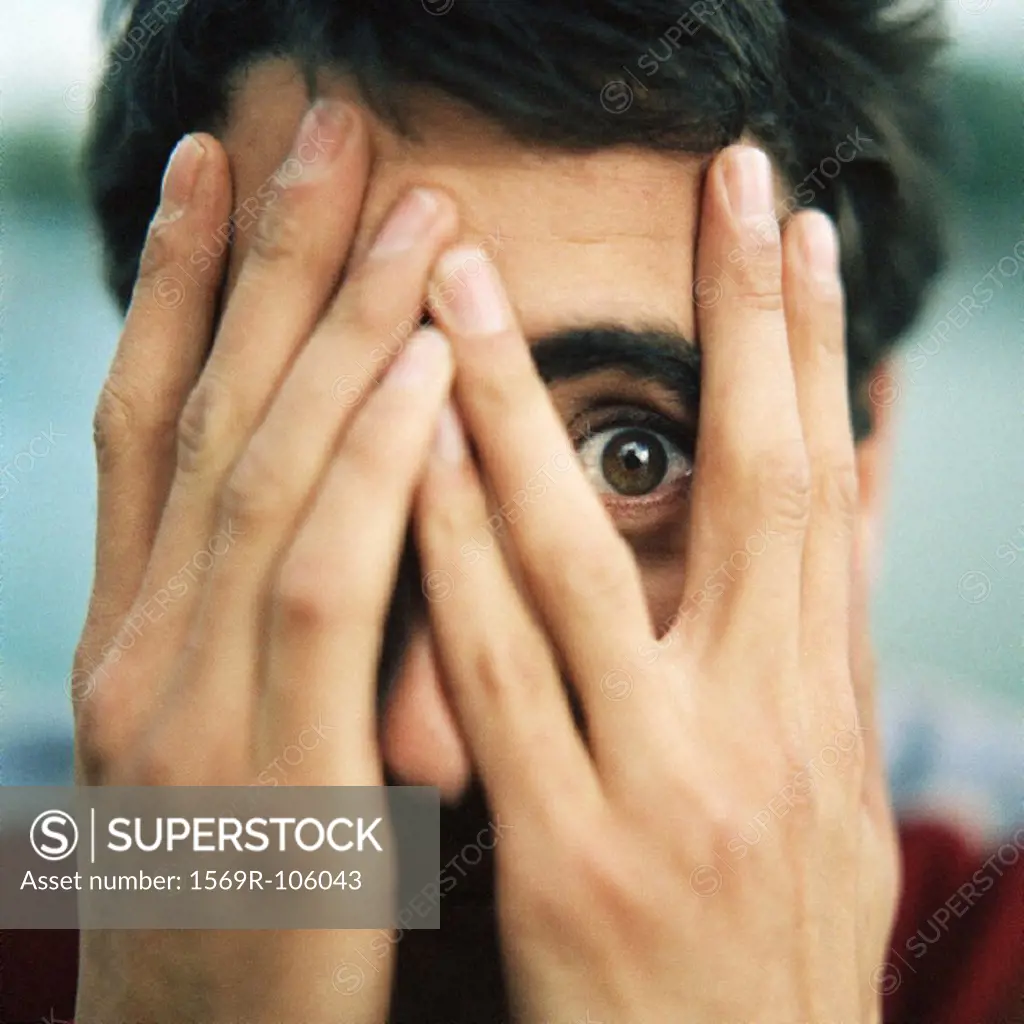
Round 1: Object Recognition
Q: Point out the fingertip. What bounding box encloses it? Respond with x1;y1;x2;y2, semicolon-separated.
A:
792;210;841;289
384;327;454;390
431;400;468;466
187;133;234;229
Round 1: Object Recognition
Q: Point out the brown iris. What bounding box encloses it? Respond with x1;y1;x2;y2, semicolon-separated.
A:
600;428;669;496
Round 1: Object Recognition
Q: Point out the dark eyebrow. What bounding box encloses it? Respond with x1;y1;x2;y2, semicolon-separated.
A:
528;325;702;414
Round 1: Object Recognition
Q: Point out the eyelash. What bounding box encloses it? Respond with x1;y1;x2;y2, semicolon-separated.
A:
570;406;694;458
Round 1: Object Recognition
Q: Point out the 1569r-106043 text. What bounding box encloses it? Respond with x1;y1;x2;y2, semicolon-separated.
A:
20;869;362;892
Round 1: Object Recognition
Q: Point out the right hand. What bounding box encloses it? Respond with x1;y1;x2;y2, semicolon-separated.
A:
71;100;459;1024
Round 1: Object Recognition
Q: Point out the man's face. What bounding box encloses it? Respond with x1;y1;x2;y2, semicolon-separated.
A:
218;58;873;800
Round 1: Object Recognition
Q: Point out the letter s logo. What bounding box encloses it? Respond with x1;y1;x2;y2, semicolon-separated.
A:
30;810;79;861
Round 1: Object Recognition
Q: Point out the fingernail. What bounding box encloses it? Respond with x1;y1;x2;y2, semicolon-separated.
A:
433;402;467;464
370;189;441;258
159;135;205;220
433;248;510;334
386;328;452;388
291;99;350;180
800;211;839;282
722;146;775;225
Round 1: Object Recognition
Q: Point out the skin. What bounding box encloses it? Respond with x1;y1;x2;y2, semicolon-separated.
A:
72;56;899;1024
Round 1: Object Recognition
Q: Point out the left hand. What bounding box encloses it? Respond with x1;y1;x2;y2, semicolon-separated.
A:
414;145;900;1023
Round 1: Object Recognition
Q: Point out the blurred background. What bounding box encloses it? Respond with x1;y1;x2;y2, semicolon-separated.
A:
0;1;1021;836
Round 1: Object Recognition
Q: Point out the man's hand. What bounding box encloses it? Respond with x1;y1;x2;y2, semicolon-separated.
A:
414;145;899;1023
72;102;458;1024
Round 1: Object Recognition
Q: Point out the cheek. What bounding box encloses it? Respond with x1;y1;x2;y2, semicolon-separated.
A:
631;526;689;637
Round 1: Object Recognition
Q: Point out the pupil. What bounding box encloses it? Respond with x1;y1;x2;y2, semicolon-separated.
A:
601;429;668;496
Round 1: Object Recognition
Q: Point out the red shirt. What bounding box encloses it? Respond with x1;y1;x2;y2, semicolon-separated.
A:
3;818;1022;1023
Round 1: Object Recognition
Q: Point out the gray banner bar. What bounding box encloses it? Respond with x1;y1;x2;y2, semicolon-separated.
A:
0;786;439;929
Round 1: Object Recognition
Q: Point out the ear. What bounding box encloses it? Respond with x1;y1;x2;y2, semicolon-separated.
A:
855;358;901;582
848;363;903;854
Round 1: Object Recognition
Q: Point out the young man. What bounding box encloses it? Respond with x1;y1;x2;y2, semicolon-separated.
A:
8;0;1023;1021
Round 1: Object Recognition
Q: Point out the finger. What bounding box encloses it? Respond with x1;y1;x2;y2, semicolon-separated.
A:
426;249;656;743
381;627;473;804
414;402;600;820
784;211;855;695
258;330;455;780
204;188;457;610
178;188;455;732
84;104;370;751
140;101;370;610
682;145;807;651
84;133;230;652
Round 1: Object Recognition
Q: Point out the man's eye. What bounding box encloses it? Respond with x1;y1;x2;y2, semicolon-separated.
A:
577;425;692;497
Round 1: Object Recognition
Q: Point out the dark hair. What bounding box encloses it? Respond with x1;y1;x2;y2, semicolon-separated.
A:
85;0;948;436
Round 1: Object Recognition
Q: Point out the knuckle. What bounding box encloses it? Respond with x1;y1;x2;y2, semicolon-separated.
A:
335;414;421;505
75;723;116;781
511;819;617;926
273;553;349;633
742;286;785;315
735;236;784;312
469;641;515;706
93;378;137;473
343;273;408;335
465;367;517;420
338;420;395;484
132;739;243;787
771;742;812;799
425;494;467;548
740;441;812;534
134;745;183;787
811;454;859;528
94;374;179;475
469;633;548;709
218;442;291;535
703;794;758;860
72;657;135;774
508;856;575;935
136;214;180;285
570;841;617;895
177;375;236;477
419;482;474;561
73;682;116;766
556;830;641;926
249;201;305;265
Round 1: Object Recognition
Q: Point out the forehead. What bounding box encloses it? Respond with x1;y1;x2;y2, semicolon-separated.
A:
221;59;705;340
